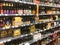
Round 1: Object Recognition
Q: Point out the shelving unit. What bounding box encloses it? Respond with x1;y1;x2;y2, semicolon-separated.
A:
0;0;60;45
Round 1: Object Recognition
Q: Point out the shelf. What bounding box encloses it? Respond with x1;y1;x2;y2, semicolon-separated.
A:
39;14;60;16
0;1;36;5
0;14;35;17
0;24;59;44
23;30;60;45
38;19;60;24
39;4;60;8
36;24;59;33
0;23;60;43
0;19;60;31
0;34;31;44
46;36;60;45
0;23;34;31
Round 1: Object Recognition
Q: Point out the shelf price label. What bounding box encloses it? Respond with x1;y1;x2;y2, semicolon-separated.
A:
24;42;30;45
0;41;3;44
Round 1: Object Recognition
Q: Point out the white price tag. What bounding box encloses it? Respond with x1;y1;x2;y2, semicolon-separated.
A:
12;26;15;28
5;14;8;16
24;42;30;45
3;27;5;29
3;40;6;43
7;39;11;42
0;41;3;44
33;34;38;41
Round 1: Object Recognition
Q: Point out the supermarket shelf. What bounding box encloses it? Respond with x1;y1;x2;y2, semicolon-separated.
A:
39;14;60;16
0;25;59;44
0;1;36;5
0;34;31;44
0;31;38;44
46;36;60;45
38;24;60;33
37;25;60;32
0;14;35;16
23;30;60;45
0;19;60;31
39;4;60;8
38;19;60;24
0;23;34;30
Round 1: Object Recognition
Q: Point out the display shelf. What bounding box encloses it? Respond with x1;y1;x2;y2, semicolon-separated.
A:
0;0;60;45
39;14;60;16
39;4;60;8
0;14;35;16
46;36;60;45
0;23;34;31
0;1;36;5
23;30;60;45
38;19;60;24
0;19;59;31
0;31;37;44
36;24;60;33
0;24;59;44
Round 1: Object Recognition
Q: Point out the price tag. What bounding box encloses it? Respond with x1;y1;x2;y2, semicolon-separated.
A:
20;35;24;37
5;14;8;16
0;14;1;16
0;41;3;44
3;27;5;30
24;42;30;45
33;34;39;41
3;40;6;43
7;39;11;42
12;26;15;28
15;26;18;27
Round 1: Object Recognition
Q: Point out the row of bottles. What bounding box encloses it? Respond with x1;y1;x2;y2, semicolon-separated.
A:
0;1;36;14
40;7;60;15
40;0;60;7
0;9;35;14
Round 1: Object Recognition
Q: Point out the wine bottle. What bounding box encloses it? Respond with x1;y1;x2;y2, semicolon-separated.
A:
21;27;30;35
0;18;5;28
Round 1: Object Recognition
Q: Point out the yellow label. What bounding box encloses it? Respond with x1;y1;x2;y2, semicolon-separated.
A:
30;29;36;33
32;10;35;14
30;25;35;29
46;23;51;29
13;29;21;37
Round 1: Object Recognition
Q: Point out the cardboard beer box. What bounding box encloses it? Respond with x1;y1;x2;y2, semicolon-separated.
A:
30;28;36;33
12;17;23;26
13;29;21;37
